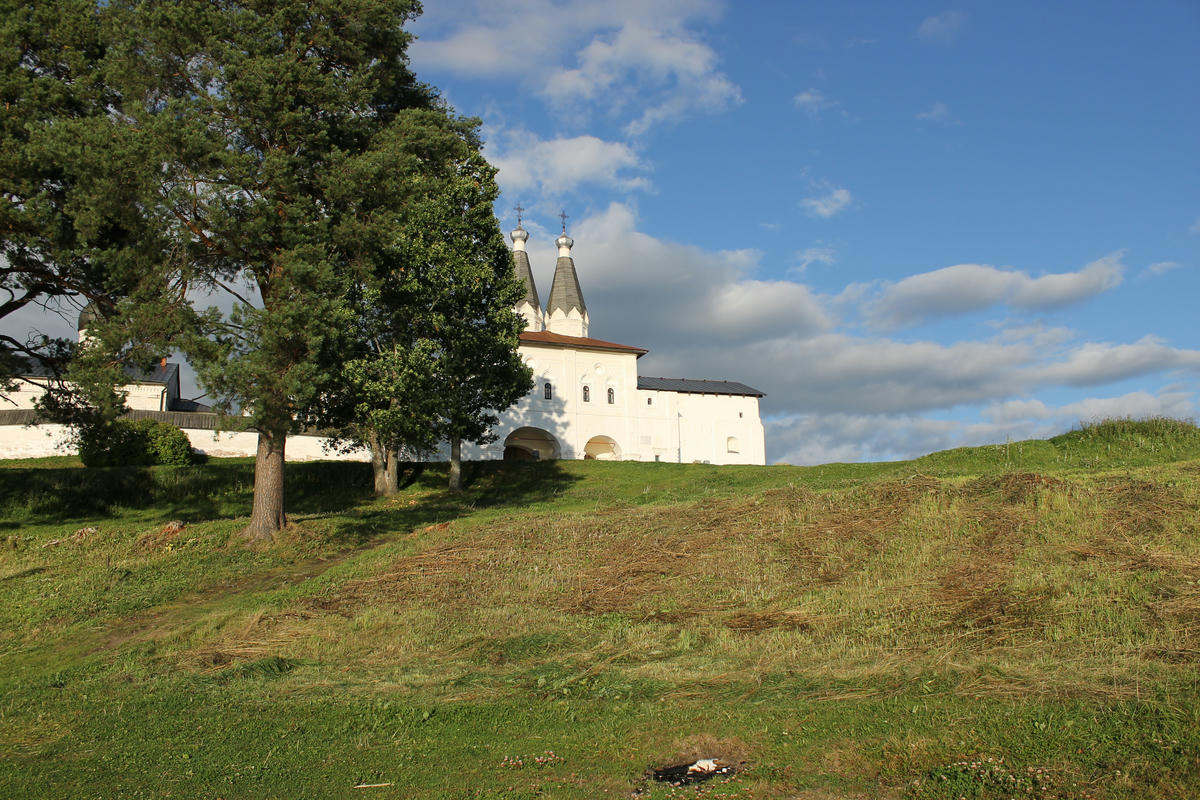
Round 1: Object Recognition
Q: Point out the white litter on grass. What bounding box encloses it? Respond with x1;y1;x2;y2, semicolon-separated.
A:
688;759;720;774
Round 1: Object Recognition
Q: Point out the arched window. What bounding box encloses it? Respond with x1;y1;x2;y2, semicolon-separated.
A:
582;385;590;402
727;436;740;453
607;388;615;404
543;382;552;400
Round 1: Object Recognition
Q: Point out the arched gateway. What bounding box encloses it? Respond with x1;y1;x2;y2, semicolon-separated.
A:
503;427;559;461
583;435;621;460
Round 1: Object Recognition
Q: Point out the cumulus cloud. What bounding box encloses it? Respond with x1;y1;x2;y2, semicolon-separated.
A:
486;130;650;196
1030;336;1200;388
768;387;1197;465
801;185;852;219
517;203;835;355
984;390;1196;427
542;22;742;136
916;10;966;43
866;254;1125;329
412;1;739;136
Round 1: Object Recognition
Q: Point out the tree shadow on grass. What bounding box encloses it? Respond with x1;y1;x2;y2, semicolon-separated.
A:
314;460;580;546
0;459;579;539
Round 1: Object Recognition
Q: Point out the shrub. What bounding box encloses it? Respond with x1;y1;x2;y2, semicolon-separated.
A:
78;418;194;467
143;420;193;466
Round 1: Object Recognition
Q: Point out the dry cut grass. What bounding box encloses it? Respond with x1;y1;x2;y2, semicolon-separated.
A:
183;464;1200;709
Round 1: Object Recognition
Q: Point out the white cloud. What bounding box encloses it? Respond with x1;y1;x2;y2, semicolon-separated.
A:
1145;261;1182;276
412;1;740;136
801;186;852;219
486;130;650;196
1030;336;1200;388
867;254;1124;329
795;246;836;272
793;88;831;117
915;102;954;123
769;387;1197;465
916;10;966;43
519;203;835;354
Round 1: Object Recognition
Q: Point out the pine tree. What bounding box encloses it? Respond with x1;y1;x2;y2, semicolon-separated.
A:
108;0;438;539
0;1;175;395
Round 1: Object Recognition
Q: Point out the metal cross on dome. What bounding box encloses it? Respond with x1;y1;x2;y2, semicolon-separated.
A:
514;203;525;227
558;209;569;234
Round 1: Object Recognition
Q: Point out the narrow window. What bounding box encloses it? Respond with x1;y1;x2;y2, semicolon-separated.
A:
607;388;615;404
647;397;653;405
582;385;590;402
544;382;552;400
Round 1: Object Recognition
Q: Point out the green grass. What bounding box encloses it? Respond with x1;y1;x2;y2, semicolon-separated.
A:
2;419;1200;798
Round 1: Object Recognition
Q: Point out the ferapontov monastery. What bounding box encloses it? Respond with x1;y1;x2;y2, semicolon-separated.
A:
477;219;765;465
1;220;766;465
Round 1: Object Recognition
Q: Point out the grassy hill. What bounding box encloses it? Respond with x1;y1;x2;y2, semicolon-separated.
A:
2;419;1199;798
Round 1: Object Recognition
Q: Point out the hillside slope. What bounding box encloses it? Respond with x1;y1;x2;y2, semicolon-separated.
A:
2;419;1199;798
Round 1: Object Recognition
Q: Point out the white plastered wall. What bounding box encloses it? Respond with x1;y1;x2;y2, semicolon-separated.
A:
457;341;767;465
0;423;369;462
544;307;589;338
5;378;168;411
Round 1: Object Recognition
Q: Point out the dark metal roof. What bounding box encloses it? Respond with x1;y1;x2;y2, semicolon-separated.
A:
511;249;541;310
128;361;178;385
520;330;647;356
546;255;587;318
14;357;178;386
637;376;765;397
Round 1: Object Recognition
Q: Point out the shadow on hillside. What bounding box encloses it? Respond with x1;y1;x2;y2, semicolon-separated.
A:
316;459;580;546
0;459;579;534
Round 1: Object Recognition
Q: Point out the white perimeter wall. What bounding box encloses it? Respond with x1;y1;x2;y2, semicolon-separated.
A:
3;343;765;465
0;423;368;462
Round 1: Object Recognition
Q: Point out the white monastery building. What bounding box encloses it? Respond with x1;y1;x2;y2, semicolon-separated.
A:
463;221;766;465
1;222;766;465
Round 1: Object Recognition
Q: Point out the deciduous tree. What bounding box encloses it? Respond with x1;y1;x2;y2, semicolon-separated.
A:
320;113;530;495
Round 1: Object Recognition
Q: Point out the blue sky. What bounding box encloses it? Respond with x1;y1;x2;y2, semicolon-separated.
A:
6;2;1198;465
406;0;1200;464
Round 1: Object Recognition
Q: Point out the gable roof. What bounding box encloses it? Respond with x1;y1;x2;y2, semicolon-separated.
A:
637;376;765;397
14;356;179;386
520;330;647;357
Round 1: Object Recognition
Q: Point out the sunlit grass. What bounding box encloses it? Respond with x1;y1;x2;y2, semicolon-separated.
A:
2;419;1200;797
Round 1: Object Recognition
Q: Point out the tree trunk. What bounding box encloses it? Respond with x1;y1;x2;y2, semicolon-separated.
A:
385;447;400;495
448;436;463;492
244;428;287;542
369;432;390;497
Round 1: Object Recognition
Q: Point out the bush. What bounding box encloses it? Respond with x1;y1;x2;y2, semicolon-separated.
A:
79;418;194;467
143;420;193;466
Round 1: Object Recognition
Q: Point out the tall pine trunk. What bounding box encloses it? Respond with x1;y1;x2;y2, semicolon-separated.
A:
244;428;287;541
448;436;463;492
